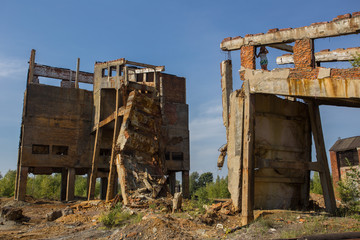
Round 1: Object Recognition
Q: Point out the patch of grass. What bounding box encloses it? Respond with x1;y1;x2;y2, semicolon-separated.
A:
182;199;207;218
99;203;142;228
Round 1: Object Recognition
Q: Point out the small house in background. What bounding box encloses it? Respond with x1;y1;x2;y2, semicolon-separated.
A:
330;136;360;185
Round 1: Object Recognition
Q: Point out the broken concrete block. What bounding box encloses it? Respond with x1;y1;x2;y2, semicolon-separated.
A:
46;210;62;221
172;192;182;213
1;207;25;221
62;206;74;216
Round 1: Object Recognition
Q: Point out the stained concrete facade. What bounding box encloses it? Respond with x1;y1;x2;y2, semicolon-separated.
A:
219;12;360;225
15;50;189;202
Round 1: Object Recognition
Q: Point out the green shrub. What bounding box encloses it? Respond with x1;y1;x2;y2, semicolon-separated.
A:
100;203;142;228
350;53;360;68
337;159;360;212
0;170;16;197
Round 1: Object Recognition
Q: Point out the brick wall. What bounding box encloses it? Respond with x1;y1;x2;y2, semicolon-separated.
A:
240;46;255;80
330;151;340;184
293;39;315;69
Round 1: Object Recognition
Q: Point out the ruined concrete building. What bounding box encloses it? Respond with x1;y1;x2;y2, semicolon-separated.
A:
218;12;360;225
14;50;189;203
330;136;360;186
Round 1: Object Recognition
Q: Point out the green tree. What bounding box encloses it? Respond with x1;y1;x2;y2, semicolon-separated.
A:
0;170;16;197
27;174;61;199
310;172;322;194
189;171;199;196
198;172;213;188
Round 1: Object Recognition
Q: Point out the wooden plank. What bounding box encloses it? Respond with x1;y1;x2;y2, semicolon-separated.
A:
33;63;93;84
66;168;75;201
75;58;80;88
241;81;255;226
268;43;293;53
133;66;165;74
307;100;336;214
87;127;102;200
106;89;121;201
255;177;304;184
221;16;360;51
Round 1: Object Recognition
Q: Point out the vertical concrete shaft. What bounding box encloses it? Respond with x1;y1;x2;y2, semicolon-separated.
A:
182;170;190;199
60;168;68;201
241;81;255;226
169;171;176;195
66;168;75;201
100;177;108;200
17;167;28;201
221;60;233;140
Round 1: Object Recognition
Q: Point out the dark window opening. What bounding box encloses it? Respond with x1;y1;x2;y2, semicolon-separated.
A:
102;68;108;77
32;144;49;154
136;73;143;82
52;145;68;155
119;66;123;76
172;152;184;161
146;73;154;82
165;152;170;160
100;148;111;157
337;149;359;167
110;66;117;77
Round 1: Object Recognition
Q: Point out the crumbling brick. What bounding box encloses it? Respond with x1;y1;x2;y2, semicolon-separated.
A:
293;39;315;69
240;46;256;71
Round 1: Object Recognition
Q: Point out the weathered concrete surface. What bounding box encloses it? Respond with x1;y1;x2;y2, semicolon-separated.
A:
277;47;360;65
221;14;360;51
221;60;233;139
242;67;360;99
226;90;244;211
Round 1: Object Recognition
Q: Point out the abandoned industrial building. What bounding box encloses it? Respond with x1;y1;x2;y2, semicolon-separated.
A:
218;12;360;225
330;136;360;186
14;50;190;203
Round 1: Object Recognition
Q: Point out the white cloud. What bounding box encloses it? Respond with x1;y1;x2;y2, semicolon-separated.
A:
0;57;27;79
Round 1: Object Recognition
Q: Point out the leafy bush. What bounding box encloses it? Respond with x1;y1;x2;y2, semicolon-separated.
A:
192;175;230;203
27;174;61;199
337;160;360;212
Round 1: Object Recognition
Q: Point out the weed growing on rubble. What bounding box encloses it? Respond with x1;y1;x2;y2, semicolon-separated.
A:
100;203;142;228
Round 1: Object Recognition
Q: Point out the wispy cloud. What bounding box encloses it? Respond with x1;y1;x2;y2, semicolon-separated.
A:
0;57;27;79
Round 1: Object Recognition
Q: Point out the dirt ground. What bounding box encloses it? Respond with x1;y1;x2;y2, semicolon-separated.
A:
0;194;359;240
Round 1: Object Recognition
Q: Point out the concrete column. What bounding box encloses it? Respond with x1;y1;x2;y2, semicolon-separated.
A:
100;177;108;200
17;167;28;201
66;168;75;201
60;168;68;201
169;171;176;196
182;170;189;199
221;60;233;140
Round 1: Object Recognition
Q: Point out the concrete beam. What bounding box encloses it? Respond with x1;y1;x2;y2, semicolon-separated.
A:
277;47;360;64
33;63;93;84
221;14;360;51
268;43;293;53
242;68;360;99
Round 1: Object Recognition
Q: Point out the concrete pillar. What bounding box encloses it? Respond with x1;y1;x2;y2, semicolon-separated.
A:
66;168;75;201
60;168;68;201
182;170;189;199
17;167;28;201
100;177;108;200
221;60;233;140
169;171;176;196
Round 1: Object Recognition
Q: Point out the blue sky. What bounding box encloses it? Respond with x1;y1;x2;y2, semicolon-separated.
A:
0;1;359;178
